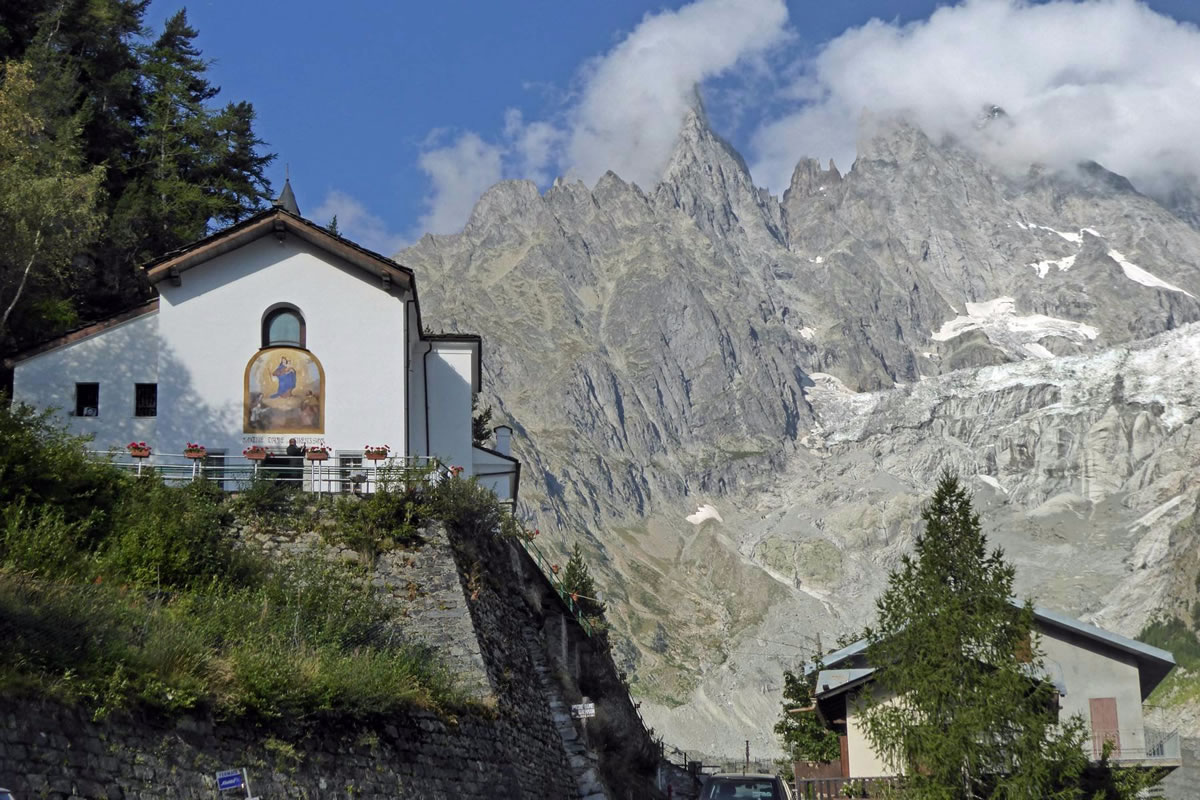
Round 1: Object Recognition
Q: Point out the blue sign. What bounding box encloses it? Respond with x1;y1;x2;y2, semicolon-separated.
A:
216;769;244;791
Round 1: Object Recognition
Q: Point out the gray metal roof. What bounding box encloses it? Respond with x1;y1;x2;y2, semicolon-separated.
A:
807;604;1175;699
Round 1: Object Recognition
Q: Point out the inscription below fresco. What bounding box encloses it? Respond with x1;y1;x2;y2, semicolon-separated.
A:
244;347;324;433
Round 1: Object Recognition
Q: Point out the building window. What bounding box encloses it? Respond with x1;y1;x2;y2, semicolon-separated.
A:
262;306;305;347
75;383;99;417
134;383;157;417
338;452;364;493
203;451;227;489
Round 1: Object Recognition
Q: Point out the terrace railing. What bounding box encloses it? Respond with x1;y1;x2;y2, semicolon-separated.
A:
89;450;447;495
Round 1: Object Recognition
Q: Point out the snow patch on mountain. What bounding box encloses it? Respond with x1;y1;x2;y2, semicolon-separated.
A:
1107;249;1196;298
931;297;1099;357
1030;254;1077;278
686;504;723;525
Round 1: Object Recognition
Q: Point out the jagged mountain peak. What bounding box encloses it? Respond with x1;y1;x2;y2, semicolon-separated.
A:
783;157;843;202
659;104;754;189
853;112;938;167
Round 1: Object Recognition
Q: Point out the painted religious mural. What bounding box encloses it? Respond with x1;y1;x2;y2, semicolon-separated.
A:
243;347;324;433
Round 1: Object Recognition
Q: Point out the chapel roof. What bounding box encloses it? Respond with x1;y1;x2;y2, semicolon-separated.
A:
144;207;414;294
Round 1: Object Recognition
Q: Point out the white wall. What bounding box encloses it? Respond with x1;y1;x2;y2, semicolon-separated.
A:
157;235;407;456
472;445;517;503
1041;628;1146;757
425;342;474;473
13;313;160;449
846;688;898;778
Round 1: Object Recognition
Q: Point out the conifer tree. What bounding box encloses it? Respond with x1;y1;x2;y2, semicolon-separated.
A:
111;10;271;265
560;542;607;622
860;473;1089;799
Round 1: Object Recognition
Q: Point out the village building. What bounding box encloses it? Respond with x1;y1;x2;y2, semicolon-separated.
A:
6;183;519;501
799;606;1179;790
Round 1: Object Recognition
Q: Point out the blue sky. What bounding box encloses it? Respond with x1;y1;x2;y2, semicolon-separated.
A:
147;1;1200;253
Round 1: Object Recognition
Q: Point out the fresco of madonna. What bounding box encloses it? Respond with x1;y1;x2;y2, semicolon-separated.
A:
244;347;324;433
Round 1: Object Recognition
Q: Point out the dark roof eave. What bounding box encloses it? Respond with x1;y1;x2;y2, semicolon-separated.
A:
145;209;414;292
4;298;160;367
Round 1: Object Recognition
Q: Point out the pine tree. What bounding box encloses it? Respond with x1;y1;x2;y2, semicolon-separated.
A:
326;215;340;236
859;474;1089;798
471;395;493;447
560;543;607;623
775;663;840;764
112;11;271;265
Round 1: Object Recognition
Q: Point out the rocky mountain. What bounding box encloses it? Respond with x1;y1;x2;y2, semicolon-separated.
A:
399;109;1200;760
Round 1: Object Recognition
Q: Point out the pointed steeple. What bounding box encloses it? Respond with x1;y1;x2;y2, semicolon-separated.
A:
274;171;300;216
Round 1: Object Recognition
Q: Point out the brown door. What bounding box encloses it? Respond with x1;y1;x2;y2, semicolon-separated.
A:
1089;697;1120;759
840;735;850;777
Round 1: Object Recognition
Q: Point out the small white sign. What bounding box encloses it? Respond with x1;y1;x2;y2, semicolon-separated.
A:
571;702;596;718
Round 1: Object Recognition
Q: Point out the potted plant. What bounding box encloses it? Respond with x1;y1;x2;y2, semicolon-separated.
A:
183;442;207;459
126;441;151;458
242;445;270;461
364;444;390;461
306;444;331;461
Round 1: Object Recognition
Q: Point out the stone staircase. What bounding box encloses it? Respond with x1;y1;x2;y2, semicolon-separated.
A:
522;625;610;800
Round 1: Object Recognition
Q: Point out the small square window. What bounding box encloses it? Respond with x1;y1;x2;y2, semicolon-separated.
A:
135;383;157;417
75;383;99;417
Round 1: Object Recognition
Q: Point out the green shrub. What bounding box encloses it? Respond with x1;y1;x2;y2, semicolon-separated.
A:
2;502;88;577
332;485;428;558
0;402;467;720
100;478;248;589
430;476;503;539
0;398;127;541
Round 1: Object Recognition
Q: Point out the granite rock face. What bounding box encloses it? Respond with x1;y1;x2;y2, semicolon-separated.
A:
399;109;1200;759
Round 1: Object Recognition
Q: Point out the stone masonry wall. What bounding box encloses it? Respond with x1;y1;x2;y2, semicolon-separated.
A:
0;508;679;799
0;696;551;799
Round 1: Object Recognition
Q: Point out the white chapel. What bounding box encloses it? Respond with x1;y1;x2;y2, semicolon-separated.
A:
7;183;519;502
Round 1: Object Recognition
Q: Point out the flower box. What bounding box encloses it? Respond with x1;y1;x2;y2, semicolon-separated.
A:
126;442;151;458
364;445;390;461
242;447;269;461
306;449;329;461
183;443;207;459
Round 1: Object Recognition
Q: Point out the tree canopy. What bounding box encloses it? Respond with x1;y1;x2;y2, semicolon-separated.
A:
0;1;272;362
774;662;840;765
560;542;607;625
860;474;1089;799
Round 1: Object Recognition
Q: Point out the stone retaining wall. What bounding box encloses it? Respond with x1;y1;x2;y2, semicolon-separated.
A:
0;696;565;799
0;507;684;799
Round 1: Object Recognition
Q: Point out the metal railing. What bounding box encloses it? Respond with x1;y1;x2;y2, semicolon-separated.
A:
89;451;448;495
795;776;901;799
1091;727;1182;762
518;536;594;637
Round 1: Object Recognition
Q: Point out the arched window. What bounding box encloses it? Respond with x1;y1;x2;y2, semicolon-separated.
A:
262;306;305;347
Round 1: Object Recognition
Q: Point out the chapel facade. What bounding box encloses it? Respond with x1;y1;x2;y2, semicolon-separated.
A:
7;183;519;502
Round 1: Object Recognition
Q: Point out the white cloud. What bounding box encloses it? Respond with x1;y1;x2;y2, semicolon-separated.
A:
311;190;409;255
563;0;788;187
750;0;1200;197
416;132;505;236
407;0;789;238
